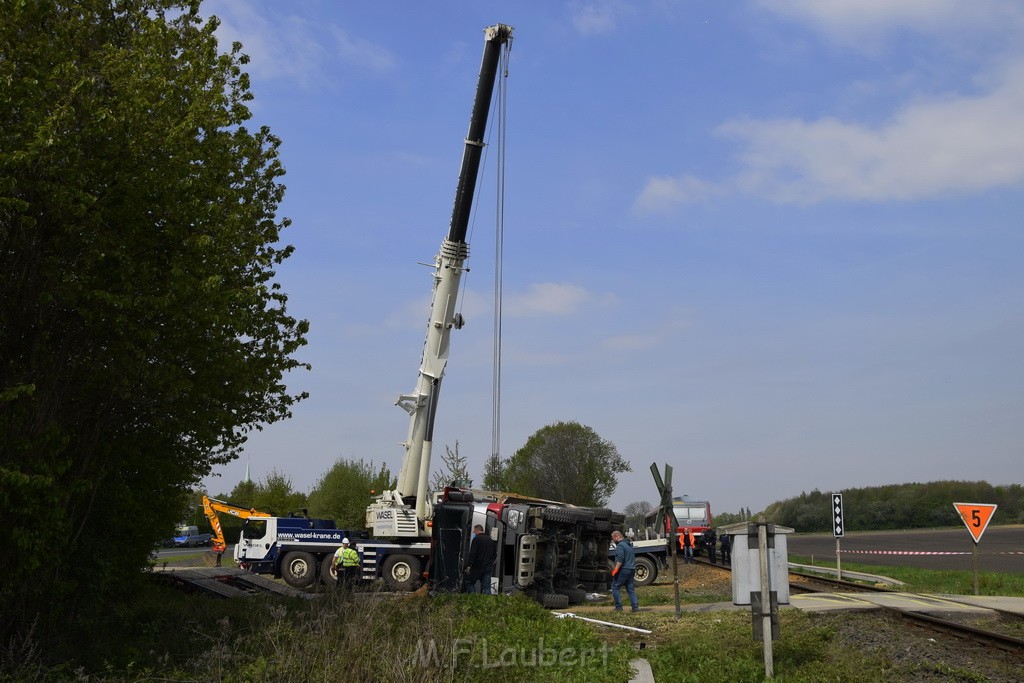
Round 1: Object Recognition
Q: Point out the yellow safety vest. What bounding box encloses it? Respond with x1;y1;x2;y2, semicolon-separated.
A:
336;546;359;567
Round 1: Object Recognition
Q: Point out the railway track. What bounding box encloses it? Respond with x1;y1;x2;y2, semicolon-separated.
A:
688;556;1024;655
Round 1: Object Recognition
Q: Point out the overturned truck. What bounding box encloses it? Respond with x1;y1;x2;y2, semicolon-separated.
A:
429;488;623;608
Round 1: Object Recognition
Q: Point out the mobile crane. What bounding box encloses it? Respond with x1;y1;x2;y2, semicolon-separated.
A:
366;23;514;540
234;24;516;591
237;26;621;604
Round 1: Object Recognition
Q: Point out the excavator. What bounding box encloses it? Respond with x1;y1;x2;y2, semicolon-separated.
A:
202;495;273;555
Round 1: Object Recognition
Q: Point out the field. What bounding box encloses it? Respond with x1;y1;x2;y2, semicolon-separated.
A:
4;557;1024;682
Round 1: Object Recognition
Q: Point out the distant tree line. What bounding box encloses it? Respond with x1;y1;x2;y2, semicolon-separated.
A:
762;481;1024;532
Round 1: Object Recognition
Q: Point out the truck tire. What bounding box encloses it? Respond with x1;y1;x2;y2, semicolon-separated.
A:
610;512;626;524
541;506;593;525
577;568;608;582
556;587;588;605
634;556;657;587
281;551;317;588
382;554;422;591
541;592;569;609
320;555;337;585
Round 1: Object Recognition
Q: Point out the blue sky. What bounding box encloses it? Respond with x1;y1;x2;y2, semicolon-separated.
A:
200;1;1023;519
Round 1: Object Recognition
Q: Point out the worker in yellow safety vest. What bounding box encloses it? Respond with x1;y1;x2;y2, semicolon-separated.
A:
332;538;360;590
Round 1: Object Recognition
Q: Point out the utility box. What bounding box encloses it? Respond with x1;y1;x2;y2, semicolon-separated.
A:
720;521;793;606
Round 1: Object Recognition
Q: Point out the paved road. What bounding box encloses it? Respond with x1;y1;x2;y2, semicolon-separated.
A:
787;526;1024;573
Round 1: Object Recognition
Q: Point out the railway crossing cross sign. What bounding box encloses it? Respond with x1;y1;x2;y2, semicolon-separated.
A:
953;502;997;544
831;493;844;538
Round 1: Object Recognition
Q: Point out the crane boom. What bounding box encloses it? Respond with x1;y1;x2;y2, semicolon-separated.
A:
370;24;513;538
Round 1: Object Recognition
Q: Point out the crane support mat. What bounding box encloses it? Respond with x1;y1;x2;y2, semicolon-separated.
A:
154;566;311;599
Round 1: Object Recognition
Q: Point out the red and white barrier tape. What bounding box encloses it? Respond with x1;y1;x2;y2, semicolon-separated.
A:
838;550;969;555
837;550;1024;556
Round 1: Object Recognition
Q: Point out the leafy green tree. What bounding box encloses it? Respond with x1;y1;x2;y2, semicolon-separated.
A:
481;451;506;490
713;510;746;528
251;470;308;516
503;421;631;506
0;0;307;643
430;441;471;493
765;480;1023;531
223;479;258;510
307;458;394;530
622;500;653;534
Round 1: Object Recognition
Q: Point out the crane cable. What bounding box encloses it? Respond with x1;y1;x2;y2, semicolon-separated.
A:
491;42;511;471
461;38;512;476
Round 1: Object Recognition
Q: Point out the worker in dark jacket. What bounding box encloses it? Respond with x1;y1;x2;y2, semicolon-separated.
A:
464;524;497;594
720;533;732;565
704;528;718;564
611;530;639;612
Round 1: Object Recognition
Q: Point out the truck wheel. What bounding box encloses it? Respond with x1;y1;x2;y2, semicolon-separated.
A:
382;554;422;591
541;506;593;525
556;587;587;605
634;556;657;587
320;555;337;585
282;551;317;588
540;592;569;609
577;568;607;582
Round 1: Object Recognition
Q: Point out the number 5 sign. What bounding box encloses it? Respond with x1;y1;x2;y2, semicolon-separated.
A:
953;502;997;544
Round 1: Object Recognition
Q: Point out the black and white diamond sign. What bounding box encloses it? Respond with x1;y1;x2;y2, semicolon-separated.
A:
832;493;844;537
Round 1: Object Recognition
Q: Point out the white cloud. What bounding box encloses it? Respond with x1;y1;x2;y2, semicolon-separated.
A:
570;0;630;36
633;174;721;213
329;26;396;74
715;61;1024;203
755;0;1020;39
204;3;393;88
506;283;592;317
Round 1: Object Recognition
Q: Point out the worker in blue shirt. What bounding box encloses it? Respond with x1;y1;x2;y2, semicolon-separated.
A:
610;530;639;612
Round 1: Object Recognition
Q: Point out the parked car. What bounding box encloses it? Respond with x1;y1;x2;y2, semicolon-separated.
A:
173;525;213;548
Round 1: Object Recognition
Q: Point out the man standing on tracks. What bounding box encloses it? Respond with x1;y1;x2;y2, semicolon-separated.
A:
720;532;732;565
704;528;718;564
683;529;694;564
333;538;360;591
464;524;497;594
610;530;639;613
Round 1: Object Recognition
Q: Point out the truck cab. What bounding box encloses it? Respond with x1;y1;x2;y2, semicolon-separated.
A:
234;516;357;579
429;488;616;608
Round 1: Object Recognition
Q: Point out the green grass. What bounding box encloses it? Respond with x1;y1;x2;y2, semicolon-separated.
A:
790;555;1024;595
6;557;1023;681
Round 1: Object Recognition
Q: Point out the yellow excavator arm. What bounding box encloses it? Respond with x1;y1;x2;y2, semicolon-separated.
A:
202;495;272;554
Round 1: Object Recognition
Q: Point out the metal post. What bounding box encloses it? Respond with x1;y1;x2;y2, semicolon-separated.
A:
671;525;682;620
972;542;979;596
836;537;842;582
667;485;682;619
758;517;774;678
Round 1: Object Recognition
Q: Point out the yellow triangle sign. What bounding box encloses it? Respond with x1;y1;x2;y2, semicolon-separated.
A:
953;502;997;543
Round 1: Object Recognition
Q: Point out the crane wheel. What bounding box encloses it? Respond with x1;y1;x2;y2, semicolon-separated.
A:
281;551;317;588
382;554;422;591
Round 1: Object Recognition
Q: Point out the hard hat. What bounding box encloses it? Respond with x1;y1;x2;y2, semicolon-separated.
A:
342;537;350;544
